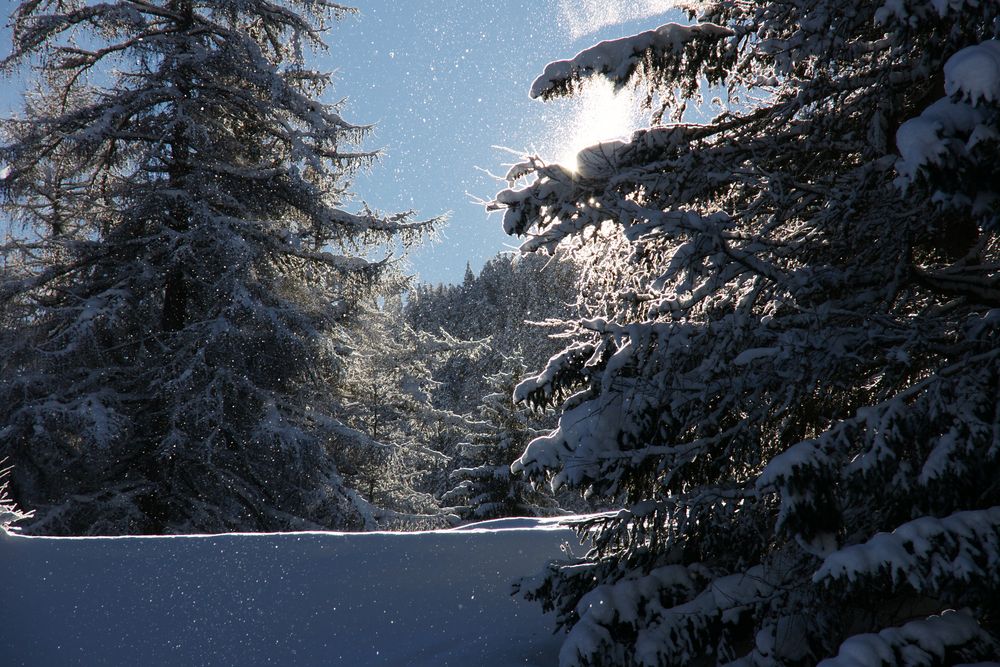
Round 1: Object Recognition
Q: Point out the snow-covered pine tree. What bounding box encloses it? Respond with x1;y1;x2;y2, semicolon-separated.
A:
404;251;587;519
0;1;435;535
337;294;477;527
494;2;1000;665
444;357;564;521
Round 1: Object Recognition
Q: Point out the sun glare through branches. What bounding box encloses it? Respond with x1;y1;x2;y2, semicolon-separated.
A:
544;79;644;172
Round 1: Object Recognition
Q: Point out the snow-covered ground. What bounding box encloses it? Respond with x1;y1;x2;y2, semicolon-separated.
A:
2;518;581;666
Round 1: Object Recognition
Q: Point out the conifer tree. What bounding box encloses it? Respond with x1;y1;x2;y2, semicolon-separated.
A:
444;358;564;521
0;1;434;534
404;251;586;519
337;295;475;527
495;2;1000;664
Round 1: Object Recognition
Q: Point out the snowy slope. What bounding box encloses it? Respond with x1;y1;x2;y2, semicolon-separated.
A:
1;518;580;667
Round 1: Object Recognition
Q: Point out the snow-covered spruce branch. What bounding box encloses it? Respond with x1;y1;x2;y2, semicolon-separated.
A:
0;463;33;530
530;22;736;100
817;610;999;667
814;507;1000;596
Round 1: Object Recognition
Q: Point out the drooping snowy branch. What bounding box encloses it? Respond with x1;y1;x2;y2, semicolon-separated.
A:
530;22;735;99
817;611;998;667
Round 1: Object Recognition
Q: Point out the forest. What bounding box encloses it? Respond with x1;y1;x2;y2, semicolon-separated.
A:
2;1;1000;665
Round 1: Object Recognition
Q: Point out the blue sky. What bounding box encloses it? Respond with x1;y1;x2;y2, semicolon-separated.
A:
0;2;684;285
335;1;682;285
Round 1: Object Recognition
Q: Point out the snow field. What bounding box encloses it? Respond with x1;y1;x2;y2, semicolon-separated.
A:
1;518;581;666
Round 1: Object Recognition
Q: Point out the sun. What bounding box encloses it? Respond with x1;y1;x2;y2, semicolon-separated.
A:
553;79;642;171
